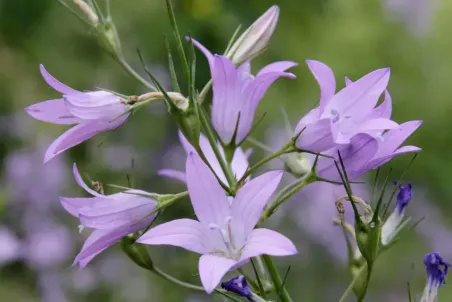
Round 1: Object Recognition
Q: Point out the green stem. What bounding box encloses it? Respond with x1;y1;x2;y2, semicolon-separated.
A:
198;107;236;190
198;79;212;105
239;144;293;183
152;266;208;292
338;265;367;302
260;172;316;223
117;58;156;91
261;255;293;302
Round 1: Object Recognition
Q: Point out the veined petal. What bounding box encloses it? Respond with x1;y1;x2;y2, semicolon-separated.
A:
158;169;186;183
186;153;230;226
25;99;80;125
199;254;238;294
72;163;103;197
59;196;100;217
367;90;392;120
137;218;210;254
44;115;128;164
257;61;297;76
40;65;79;95
74;229;110;268
64;92;125;121
232;171;283;234
240;228;297;260
357;118;399;132
295;118;337;153
322;68;390;118
306;60;336;110
366;145;421;170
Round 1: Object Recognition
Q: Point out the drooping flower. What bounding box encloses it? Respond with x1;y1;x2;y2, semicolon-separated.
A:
226;5;279;65
421;252;450;302
192;39;296;145
158;131;251;184
294;60;399;153
381;182;412;245
137;153;296;293
60;163;157;267
25;65;129;163
316;120;422;181
221;275;253;301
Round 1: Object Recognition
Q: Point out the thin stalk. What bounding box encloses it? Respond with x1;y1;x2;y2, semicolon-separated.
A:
251;258;267;299
262;255;293;302
338;265;367;302
198;107;236;189
152;266;208;292
117;58;156;91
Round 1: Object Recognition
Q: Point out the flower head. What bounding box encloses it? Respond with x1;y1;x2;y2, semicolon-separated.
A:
421;252;450;302
60;163;157;267
295;60;399;153
226;5;279;65
25;65;129;163
192;39;296;145
221;275;253;301
138;153;296;293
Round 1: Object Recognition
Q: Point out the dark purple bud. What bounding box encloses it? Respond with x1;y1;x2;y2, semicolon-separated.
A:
424;252;450;288
221;275;253;301
394;181;412;214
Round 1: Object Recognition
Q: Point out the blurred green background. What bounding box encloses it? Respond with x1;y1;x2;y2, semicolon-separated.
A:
1;0;451;301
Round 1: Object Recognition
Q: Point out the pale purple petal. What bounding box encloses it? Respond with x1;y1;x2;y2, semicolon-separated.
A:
198;254;238;294
197;133;227;184
294;107;321;135
74;229;109;268
257;61;298;76
306;60;336;110
238;62;251;74
344;77;353;86
191;38;215;72
232;171;283;234
322;68;390;118
40;65;79;95
59;196;99;217
25;99;80;125
186;153;230;226
230;147;251;180
295;118;337;152
137;219;210;254
158;169;186;183
367;90;392;120
64;92;125;121
357;118;399;132
44;115;128;164
72;163;102;197
240;228;297;260
367;145;421;170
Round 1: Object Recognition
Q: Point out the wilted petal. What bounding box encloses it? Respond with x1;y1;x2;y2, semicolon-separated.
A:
137;219;210;254
158;169;186;183
44;115;128;164
186;153;230;226
240;228;297;260
306;60;336;109
232;171;283;234
40;65;79;95
25;99;80;125
72;163;103;197
199;254;238;294
295;118;337;152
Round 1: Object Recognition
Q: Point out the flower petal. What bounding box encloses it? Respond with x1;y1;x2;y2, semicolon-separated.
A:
232;171;283;235
374;120;422;159
257;61;297;76
186;153;230;226
295;118;337;152
231;147;251;180
306;60;336;110
198;254;238;294
25;99;80;125
40;65;79;95
137;218;210;254
240;228;297;260
59;196;97;217
44;115;128;164
357;118;399;133
64;92;125;121
191;38;215;70
72;163;103;197
367;90;392;120
366;145;421;170
157;169;186;183
74;229;110;268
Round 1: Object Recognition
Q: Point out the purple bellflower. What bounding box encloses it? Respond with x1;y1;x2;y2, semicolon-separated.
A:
158;131;251;184
192;39;297;145
60;163;157;267
295;60;399;152
421;252;450;302
316;120;422;181
25;65;129;164
137;153;297;293
221;275;253;301
381;182;412;245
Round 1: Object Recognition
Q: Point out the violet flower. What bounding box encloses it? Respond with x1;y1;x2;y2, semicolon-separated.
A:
60;163;157;267
137;153;296;293
295;60;399;152
25;65;129;163
192;39;296;145
316;120;422;181
158;131;251;184
221;275;253;301
421;252;450;302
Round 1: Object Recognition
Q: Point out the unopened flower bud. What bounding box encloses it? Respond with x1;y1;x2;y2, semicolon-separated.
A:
421;253;450;302
226;5;279;65
282;152;312;178
73;0;99;26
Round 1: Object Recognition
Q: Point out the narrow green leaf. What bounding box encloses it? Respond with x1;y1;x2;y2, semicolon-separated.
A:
224;24;242;55
166;0;190;78
164;36;181;93
276;266;291;302
370;167;381;208
251;258;266;298
372;168;392;223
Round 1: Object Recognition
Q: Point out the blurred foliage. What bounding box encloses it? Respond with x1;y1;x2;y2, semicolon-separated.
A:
1;0;451;301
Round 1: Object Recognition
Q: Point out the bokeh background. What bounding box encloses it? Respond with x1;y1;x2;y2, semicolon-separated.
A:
0;0;451;301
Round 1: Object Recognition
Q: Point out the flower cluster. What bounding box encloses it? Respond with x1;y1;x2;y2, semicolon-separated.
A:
23;1;430;301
